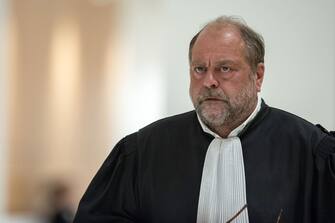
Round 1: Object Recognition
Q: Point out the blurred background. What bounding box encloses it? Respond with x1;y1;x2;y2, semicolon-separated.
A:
0;0;334;222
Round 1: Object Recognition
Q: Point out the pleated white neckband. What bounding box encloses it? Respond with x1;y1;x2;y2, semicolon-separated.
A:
196;97;261;223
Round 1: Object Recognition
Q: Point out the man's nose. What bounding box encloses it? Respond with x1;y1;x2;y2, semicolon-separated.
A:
203;71;219;88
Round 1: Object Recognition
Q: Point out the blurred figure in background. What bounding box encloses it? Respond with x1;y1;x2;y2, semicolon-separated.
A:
47;182;74;223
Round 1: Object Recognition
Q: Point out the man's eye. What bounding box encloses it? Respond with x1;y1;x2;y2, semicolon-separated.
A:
220;66;231;73
194;66;207;73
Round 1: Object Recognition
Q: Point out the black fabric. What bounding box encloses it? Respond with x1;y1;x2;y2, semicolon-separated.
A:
74;103;335;223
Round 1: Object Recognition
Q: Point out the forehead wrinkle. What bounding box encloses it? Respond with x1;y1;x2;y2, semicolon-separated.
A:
192;54;242;67
192;45;249;71
213;59;237;68
191;56;212;67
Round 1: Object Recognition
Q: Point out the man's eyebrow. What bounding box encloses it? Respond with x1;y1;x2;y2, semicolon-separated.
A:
190;61;207;66
190;59;238;67
214;60;237;66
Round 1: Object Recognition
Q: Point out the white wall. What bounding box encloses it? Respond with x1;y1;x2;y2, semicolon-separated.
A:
120;0;335;130
111;0;167;139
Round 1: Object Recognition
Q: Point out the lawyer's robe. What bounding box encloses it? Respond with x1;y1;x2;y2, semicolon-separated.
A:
74;103;335;223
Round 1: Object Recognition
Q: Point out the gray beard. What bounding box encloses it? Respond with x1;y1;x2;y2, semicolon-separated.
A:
194;83;257;133
196;100;231;128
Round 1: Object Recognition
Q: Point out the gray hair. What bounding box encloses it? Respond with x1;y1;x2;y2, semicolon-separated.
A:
188;16;265;71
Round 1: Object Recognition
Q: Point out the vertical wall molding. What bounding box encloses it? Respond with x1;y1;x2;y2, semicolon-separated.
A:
0;0;8;215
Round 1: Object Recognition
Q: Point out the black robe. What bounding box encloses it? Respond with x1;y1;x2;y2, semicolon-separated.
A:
74;102;335;223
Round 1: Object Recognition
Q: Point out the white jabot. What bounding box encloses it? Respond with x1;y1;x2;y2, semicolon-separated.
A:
196;97;261;223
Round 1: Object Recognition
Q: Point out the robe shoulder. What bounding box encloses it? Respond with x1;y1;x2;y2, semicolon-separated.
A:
73;133;140;223
274;106;334;147
137;110;199;138
73;110;207;223
135;110;211;153
248;104;331;151
258;105;335;166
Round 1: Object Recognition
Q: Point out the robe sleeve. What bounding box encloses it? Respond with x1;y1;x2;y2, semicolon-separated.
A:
73;133;140;223
314;133;335;222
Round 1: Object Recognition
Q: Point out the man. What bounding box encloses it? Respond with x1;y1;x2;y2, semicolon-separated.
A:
74;16;335;223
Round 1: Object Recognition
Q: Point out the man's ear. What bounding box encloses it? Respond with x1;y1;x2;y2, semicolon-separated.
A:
255;63;265;92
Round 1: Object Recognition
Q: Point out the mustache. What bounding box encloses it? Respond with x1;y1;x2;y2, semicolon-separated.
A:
197;89;229;104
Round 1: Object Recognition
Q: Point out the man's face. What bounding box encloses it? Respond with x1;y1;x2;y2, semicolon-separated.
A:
189;25;264;129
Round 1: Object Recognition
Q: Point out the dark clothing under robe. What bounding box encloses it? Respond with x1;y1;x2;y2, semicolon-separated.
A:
74;102;335;223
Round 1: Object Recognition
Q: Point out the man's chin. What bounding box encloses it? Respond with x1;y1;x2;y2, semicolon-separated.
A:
198;104;226;117
198;109;227;127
